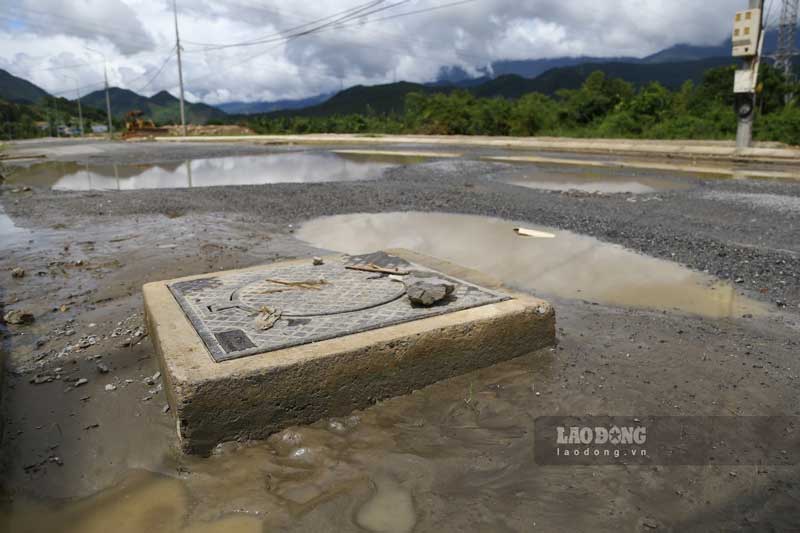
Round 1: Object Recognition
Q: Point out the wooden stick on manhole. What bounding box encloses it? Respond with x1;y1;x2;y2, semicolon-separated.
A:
345;263;409;276
257;279;328;293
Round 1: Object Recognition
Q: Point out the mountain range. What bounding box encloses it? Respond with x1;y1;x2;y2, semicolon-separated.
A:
80;88;226;124
0;68;51;105
265;56;736;119
235;28;799;117
1;27;798;124
438;29;787;82
0;68;226;124
216;93;334;115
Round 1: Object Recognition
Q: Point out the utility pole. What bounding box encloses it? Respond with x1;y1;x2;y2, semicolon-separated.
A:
732;0;765;149
173;0;187;136
85;47;114;139
75;81;83;137
775;0;799;101
52;98;60;138
103;62;113;139
75;82;84;137
45;101;51;138
64;74;84;137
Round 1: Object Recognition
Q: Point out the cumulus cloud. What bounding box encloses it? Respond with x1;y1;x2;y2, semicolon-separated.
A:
11;0;157;53
0;0;738;104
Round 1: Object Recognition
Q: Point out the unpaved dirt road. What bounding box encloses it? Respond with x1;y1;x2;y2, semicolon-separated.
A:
1;139;799;532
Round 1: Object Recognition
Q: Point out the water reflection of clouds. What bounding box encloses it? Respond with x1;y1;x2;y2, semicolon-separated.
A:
503;168;692;195
0;205;33;248
297;212;767;319
20;153;400;191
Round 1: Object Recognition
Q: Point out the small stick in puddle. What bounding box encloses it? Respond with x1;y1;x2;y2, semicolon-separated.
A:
346;263;409;276
109;234;140;243
514;227;556;239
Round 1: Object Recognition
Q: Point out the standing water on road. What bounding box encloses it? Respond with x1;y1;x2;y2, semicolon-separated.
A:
296;212;766;319
5;151;425;191
0;205;34;248
498;165;693;194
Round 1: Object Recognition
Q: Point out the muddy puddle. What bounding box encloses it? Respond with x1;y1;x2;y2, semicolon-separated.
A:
0;212;793;531
296;212;766;318
0;470;265;533
5;151;425;191
498;166;692;194
0;205;34;248
0;351;554;533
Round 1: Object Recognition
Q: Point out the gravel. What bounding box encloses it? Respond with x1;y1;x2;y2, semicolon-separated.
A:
701;190;800;213
3;148;798;311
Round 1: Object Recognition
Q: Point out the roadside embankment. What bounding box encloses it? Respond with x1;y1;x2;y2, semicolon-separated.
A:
153;133;800;165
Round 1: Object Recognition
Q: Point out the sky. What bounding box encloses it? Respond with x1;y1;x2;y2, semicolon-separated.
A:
0;0;752;105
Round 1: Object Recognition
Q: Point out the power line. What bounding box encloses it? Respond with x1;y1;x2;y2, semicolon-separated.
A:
184;0;409;53
182;40;285;87
764;0;776;27
179;0;475;87
48;79;107;98
134;46;177;93
321;0;489;64
181;0;487;66
183;0;387;49
343;0;478;27
774;0;799;81
9;0;481;103
43;46;179;98
183;0;479;58
183;1;493;83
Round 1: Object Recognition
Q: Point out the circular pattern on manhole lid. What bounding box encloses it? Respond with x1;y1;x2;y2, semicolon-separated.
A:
232;263;406;317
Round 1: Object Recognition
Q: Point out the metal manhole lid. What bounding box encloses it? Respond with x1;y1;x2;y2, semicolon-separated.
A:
168;252;509;363
232;263;405;317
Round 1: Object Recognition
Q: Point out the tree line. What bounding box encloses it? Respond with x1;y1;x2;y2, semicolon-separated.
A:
0;96;112;140
246;64;800;145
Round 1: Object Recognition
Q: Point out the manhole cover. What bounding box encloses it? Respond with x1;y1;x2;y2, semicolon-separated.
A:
232;264;406;317
168;252;508;362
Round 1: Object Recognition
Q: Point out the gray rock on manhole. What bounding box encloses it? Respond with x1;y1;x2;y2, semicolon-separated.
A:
404;276;456;306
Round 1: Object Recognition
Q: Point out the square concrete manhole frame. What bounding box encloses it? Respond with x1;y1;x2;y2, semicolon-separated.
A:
144;249;556;454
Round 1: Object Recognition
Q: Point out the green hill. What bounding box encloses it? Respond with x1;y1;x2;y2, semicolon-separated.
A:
0;70;109;138
0;68;51;104
0;93;110;139
528;56;735;95
82;87;149;115
149;90;179;106
81;88;226;125
269;82;452;118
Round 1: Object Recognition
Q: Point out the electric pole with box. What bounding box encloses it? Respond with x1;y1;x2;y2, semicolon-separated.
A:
732;1;765;149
